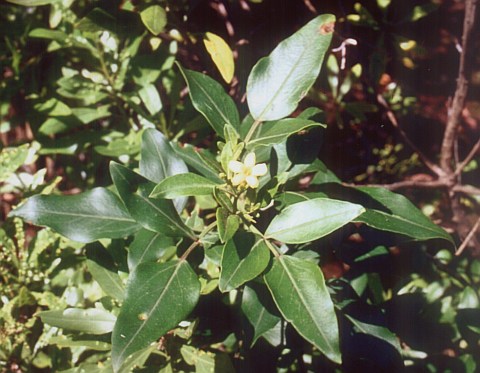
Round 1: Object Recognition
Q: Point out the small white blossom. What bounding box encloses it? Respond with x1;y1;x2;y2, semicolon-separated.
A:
228;152;267;189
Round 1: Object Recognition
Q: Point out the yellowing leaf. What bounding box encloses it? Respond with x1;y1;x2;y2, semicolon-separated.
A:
203;32;234;83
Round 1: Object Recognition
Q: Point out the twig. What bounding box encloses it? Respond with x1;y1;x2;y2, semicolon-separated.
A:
302;0;317;13
377;94;445;177
453;184;480;196
454;137;480;176
439;0;477;173
455;216;480;256
210;0;234;37
367;179;447;191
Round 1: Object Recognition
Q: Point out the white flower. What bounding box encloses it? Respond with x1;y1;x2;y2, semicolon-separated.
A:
228;152;267;189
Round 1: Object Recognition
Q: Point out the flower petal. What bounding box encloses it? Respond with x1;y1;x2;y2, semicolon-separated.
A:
232;173;246;186
228;160;244;173
244;152;256;168
252;163;267;176
246;175;259;188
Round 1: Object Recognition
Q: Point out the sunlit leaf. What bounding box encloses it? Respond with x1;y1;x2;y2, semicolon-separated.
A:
9;188;140;243
38;308;116;334
264;255;341;363
178;64;240;135
203;32;234;83
247;14;335;121
265;198;365;244
140;5;167;36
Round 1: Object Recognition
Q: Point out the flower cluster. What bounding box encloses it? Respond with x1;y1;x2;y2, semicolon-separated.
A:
228;152;267;189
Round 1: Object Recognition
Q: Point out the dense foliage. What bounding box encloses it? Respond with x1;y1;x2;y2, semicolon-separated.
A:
1;1;479;372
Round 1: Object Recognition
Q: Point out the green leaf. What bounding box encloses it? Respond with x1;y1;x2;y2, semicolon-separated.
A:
48;336;111;351
9;188;140;243
178;64;240;135
216;208;240;243
140;129;188;182
265;198;365;244
264;255;341;363
203;32;234;83
172;143;223;183
138;84;163;116
6;0;57;6
87;260;124;301
140;5;167;36
140;129;189;212
150;173;220;199
29;28;68;42
118;345;157;373
345;314;401;352
241;283;281;346
247;14;335;121
71;105;111;124
111;260;201;372
110;162;195;239
38;308;116;334
128;229;175;271
0;144;30;183
353;187;454;245
246;118;325;148
219;232;270;292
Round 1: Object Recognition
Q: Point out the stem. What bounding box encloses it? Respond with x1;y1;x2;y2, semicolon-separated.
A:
246;224;281;258
263;237;281;258
244;119;262;144
180;221;217;261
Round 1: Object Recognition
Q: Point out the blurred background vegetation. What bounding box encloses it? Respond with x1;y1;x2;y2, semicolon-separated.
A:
1;0;479;372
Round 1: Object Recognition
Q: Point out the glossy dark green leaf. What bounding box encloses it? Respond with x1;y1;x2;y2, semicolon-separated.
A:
150;173;220;199
9;188;140;243
178;64;240;135
87;259;124;301
264;255;341;363
111;260;200;372
265;198;365;244
354;187;454;245
38;308;116;334
172;143;223;183
345;314;401;352
140;5;167;36
247;14;335;121
140;129;188;212
247;118;325;149
241;283;281;346
110;162;195;239
219;232;270;292
127;229;176;271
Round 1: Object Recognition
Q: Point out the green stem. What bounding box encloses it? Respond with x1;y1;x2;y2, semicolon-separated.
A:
263;237;281;258
244;119;262;144
247;224;280;258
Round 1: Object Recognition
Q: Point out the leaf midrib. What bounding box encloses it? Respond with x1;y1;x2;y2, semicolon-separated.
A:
267;208;361;238
191;73;232;127
115;261;182;365
357;209;450;239
254;36;311;121
279;257;335;354
24;208;135;222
